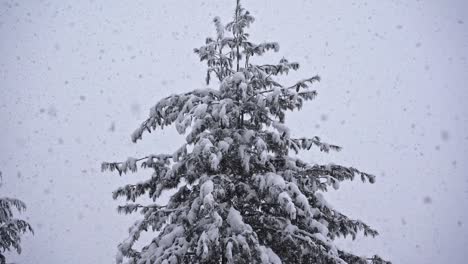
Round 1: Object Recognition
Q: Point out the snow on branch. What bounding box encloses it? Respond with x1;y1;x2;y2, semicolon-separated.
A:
0;198;27;217
101;154;172;175
256;58;300;76
289;137;342;153
117;204;187;215
255;75;321;95
303;164;376;185
131;89;220;143
0;194;34;259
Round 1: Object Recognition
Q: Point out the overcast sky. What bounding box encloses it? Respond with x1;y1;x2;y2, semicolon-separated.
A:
1;0;467;263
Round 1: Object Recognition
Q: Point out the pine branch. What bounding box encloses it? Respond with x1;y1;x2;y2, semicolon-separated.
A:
102;154;173;175
257;75;321;95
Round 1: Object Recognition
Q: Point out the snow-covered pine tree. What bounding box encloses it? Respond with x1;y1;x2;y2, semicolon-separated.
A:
102;1;390;263
0;173;33;264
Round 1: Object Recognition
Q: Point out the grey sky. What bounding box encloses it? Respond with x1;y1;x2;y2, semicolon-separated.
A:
1;0;467;263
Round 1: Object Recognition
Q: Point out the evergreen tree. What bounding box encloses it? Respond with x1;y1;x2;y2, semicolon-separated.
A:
103;1;390;263
0;173;33;264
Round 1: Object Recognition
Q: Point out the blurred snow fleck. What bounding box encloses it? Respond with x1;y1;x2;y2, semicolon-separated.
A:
423;196;432;204
440;130;449;141
109;122;115;132
47;105;57;117
320;114;328;122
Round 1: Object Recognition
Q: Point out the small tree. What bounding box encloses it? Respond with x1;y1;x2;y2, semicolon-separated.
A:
103;1;389;263
0;173;33;264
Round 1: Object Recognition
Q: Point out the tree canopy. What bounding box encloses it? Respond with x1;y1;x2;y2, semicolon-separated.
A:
103;1;389;263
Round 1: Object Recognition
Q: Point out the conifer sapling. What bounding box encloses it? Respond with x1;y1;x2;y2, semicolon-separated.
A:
0;173;34;264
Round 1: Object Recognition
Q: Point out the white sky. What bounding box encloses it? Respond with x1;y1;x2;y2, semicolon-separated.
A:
1;0;467;263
